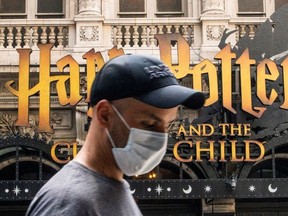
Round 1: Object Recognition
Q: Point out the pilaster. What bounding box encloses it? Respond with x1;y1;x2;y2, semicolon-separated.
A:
74;0;109;51
199;0;231;60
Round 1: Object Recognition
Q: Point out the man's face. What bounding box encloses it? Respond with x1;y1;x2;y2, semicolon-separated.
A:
110;98;178;148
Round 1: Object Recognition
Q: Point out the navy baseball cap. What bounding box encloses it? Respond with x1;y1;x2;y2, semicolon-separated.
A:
90;54;205;109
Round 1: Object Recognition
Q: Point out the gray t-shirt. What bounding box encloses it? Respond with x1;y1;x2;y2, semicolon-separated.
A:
26;161;142;216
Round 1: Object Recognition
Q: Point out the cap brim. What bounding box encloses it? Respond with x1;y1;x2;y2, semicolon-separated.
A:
134;85;205;109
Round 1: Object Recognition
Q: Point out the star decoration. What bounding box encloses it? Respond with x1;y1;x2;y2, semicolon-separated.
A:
204;185;212;193
249;185;256;192
155;184;163;196
13;185;21;196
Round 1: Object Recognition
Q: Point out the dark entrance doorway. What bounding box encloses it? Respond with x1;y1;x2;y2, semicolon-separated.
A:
236;198;288;216
139;199;202;216
0;137;60;216
0;201;30;216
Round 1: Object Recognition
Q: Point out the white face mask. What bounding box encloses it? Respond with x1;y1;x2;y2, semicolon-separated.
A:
105;105;168;176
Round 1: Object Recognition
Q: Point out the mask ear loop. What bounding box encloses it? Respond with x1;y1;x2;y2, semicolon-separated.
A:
111;104;131;130
105;128;116;148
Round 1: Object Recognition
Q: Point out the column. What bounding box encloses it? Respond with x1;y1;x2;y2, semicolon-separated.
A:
199;0;230;59
78;0;101;15
74;0;108;50
201;0;225;14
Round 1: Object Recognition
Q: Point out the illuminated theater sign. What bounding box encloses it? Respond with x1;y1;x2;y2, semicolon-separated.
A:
2;3;288;207
4;31;288;164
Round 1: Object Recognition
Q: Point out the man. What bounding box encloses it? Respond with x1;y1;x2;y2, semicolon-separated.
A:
26;54;205;215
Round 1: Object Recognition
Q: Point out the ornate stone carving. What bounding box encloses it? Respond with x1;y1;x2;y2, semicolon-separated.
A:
0;114;53;143
78;0;101;15
80;75;87;94
79;26;99;42
201;0;225;14
0;111;66;143
206;25;225;41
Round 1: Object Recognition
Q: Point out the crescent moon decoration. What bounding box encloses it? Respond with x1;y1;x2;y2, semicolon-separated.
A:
130;189;136;194
268;184;278;193
182;185;192;194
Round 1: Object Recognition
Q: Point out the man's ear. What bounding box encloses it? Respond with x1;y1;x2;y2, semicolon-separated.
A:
94;100;112;127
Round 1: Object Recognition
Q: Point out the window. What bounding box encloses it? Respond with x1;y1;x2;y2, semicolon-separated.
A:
275;0;288;10
119;0;146;18
0;0;26;18
0;0;64;19
37;0;64;18
238;0;264;16
118;0;184;18
156;0;183;17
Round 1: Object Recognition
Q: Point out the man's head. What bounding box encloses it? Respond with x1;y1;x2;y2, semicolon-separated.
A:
87;54;206;177
90;54;205;110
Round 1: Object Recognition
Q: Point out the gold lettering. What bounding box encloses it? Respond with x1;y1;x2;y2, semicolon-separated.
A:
215;44;237;114
83;46;124;117
219;123;229;136
201;124;214;136
230;140;244;161
177;124;187;136
56;55;82;105
173;141;193;162
195;140;215;162
191;60;218;106
82;49;105;104
155;33;191;79
5;48;33;127
280;56;288;109
187;124;214;136
72;141;79;157
156;33;218;106
257;59;279;105
219;140;227;162
236;48;266;118
5;34;287;135
189;124;201;136
230;124;243;136
173;138;265;163
51;141;71;164
245;140;265;162
243;124;251;136
5;44;69;132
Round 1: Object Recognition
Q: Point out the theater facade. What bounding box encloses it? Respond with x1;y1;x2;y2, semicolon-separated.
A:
0;0;288;215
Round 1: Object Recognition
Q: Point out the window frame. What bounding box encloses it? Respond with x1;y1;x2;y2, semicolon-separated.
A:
275;0;288;10
117;0;186;18
36;0;65;18
0;0;27;19
155;0;184;17
237;0;266;17
118;0;147;18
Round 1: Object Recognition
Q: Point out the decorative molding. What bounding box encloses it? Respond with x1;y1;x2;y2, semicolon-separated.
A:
80;75;87;94
50;111;72;130
78;0;101;15
79;26;99;42
206;25;225;41
0;113;53;143
0;110;74;143
201;0;225;14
